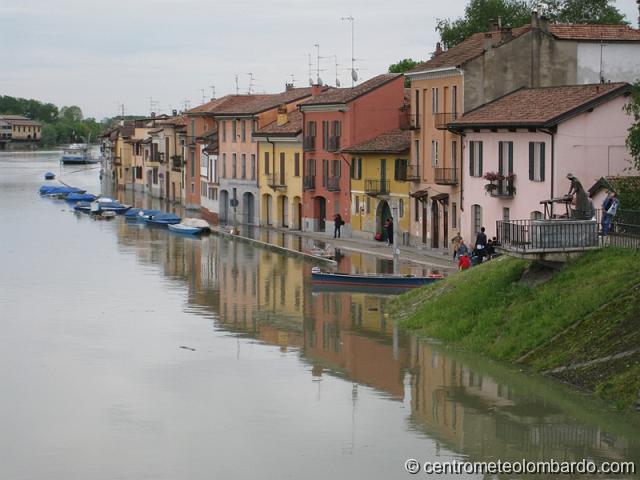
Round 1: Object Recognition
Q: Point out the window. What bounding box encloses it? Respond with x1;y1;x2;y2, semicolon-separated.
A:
472;204;482;235
332;120;341;137
232;153;237;178
414;89;420;123
399;199;405;218
201;181;207;195
191;183;195;194
221;121;226;142
264;151;270;174
250;154;256;179
241;154;246;178
394;158;407;181
208;187;218;200
451;85;457;115
294;153;300;177
322;159;329;187
452;202;457;228
451;140;457;166
529;142;545;181
241;120;246;142
232;120;237;143
432;88;439;114
190;151;195;178
531;211;543;220
415;198;420;222
354;196;360;214
414;139;420;168
308;158;316;176
431;140;439;167
350;157;362;180
322;121;329;149
190;119;195;136
503;207;510;221
307;121;316;137
331;159;341;178
498;141;513;175
469;141;483;177
222;153;227;178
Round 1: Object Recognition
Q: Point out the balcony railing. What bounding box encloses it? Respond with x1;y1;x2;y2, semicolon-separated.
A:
491;179;515;198
303;136;316;152
364;179;390;196
303;174;316;191
435;168;458;185
327;176;341;192
496;219;598;253
171;155;183;172
434;112;458;130
400;114;422;130
267;173;287;191
405;164;421;181
150;152;165;163
327;136;341;152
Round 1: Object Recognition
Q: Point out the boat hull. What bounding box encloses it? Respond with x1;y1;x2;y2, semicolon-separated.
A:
311;272;443;289
168;224;205;235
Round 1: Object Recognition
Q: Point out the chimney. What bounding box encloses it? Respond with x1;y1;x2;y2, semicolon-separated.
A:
531;10;539;28
484;32;493;52
490;18;500;31
311;84;323;96
276;105;288;126
150;112;156;118
539;15;549;33
285;83;294;92
172;109;177;116
434;42;443;56
500;26;513;44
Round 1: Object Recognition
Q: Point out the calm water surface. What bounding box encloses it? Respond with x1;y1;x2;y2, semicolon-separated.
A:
1;151;639;479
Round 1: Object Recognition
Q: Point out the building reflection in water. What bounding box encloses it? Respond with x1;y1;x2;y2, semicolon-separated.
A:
113;223;640;471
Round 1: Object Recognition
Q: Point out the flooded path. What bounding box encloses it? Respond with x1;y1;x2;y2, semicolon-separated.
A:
1;151;638;479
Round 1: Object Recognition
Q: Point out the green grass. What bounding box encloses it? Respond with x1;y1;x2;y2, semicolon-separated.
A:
392;248;640;410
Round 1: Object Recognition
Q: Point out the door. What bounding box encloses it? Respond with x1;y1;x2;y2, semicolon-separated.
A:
279;153;285;185
443;199;449;250
422;203;428;244
380;159;387;194
431;200;439;248
317;197;326;231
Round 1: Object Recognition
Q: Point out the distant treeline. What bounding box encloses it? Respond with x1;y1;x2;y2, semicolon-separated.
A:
0;95;108;147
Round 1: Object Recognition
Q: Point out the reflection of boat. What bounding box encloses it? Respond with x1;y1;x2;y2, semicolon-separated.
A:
168;218;210;235
311;268;444;290
61;144;98;164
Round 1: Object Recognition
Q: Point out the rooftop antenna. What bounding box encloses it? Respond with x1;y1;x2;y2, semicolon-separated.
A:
235;74;239;95
333;55;341;87
245;73;256;94
147;97;159;116
308;54;314;86
341;16;357;86
289;74;295;86
314;44;323;85
209;85;216;100
200;89;206;105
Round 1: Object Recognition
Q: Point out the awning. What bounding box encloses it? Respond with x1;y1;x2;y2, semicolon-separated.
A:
409;188;429;199
431;193;449;202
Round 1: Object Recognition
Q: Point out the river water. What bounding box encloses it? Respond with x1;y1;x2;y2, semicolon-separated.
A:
1;151;639;479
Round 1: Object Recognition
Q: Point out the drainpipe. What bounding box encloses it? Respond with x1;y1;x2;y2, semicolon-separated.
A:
541;127;556;217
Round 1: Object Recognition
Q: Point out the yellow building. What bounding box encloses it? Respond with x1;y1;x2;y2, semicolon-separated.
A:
344;129;411;242
0;115;42;141
254;108;303;229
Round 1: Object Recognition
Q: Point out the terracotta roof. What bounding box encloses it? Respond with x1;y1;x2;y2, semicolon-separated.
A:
213;88;319;116
301;74;402;106
341;129;410;154
186;95;238;115
253;110;303;137
589;176;640;197
449;83;630;128
548;24;640;41
0;114;42;126
156;115;188;127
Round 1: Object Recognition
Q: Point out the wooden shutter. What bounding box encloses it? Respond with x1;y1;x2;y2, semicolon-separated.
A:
478;142;483;176
508;142;513;174
498;141;503;175
469;141;475;177
529;142;534;180
540;142;546;181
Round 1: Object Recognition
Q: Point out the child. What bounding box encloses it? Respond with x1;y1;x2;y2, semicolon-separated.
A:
458;253;471;271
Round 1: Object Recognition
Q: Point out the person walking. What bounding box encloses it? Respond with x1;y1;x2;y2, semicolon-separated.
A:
333;213;343;239
602;193;619;236
451;232;462;259
475;227;488;261
601;191;614;234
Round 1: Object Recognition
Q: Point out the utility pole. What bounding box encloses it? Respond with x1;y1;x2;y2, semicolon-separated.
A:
341;16;356;86
392;204;400;274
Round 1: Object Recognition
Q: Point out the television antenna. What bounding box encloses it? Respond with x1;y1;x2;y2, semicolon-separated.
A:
246;73;256;94
314;44;325;85
209;85;216;100
341;16;357;86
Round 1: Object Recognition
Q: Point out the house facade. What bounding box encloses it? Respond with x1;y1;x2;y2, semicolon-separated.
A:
299;74;406;237
254;108;304;229
448;83;636;242
343;129;411;241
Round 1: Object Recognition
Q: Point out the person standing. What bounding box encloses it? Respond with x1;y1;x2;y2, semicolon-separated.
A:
602;193;619;236
333;213;343;239
475;227;487;261
451;232;462;259
601;191;614;233
385;217;394;246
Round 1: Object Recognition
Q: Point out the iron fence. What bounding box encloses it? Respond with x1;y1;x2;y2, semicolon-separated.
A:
496;219;598;253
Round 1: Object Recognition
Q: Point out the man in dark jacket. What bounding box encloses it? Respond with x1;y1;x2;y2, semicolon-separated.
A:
475;227;487;261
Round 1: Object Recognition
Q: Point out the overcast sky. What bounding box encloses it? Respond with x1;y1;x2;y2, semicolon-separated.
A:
1;0;639;120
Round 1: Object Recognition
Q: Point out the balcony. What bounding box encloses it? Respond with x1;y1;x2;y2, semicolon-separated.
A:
327;136;341;152
327;177;341;192
364;179;390;197
405;164;421;181
267;173;287;191
400;114;422;130
303;136;316;152
150;152;165;163
484;173;515;198
303;174;316;191
434;168;458;185
171;155;183;172
434;112;459;130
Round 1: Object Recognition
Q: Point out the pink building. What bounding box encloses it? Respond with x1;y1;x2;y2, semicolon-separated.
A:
448;83;636;242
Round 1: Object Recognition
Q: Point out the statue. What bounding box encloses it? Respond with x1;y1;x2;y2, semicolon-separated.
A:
566;173;594;220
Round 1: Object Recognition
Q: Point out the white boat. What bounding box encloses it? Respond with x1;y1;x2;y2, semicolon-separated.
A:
61;144;98;164
168;218;211;235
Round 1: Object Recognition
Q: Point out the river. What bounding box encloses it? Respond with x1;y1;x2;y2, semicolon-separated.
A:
1;151;639;479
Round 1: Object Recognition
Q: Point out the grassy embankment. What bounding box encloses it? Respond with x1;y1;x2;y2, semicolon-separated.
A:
392;248;640;410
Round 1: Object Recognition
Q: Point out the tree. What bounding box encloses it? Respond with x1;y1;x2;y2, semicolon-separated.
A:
60;105;84;122
388;59;421;74
436;0;532;49
539;0;627;24
625;81;640;172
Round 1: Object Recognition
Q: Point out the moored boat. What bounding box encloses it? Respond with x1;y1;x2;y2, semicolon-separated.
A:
39;185;86;196
168;218;210;235
65;193;97;203
146;212;181;226
44;172;56;180
61;144;98;164
310;267;444;290
73;201;92;212
136;209;162;221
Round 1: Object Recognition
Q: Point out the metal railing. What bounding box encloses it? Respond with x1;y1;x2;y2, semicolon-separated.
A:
327;136;341;152
405;164;421;181
267;173;286;190
303;136;316;152
488;179;515;198
327;176;341;192
303;174;315;190
435;168;457;185
364;179;390;196
434;112;458;130
171;156;182;172
496;219;598;253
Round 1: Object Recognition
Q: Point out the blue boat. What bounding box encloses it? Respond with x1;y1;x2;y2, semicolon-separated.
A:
124;208;142;219
168;219;210;235
44;172;56;180
310;268;444;290
146;213;181;226
73;201;92;213
65;193;97;203
96;201;130;214
135;209;161;221
39;185;86;196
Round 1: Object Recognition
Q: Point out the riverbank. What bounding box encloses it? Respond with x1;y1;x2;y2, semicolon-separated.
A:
391;248;640;411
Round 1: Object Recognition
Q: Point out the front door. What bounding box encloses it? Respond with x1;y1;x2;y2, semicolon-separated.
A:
443;199;448;250
431;200;439;249
317;197;326;231
422;202;428;244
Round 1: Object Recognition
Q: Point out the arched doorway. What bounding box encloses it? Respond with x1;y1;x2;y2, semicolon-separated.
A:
243;192;255;225
279;195;289;227
314;196;326;232
220;190;229;223
261;193;272;225
376;199;392;241
292;196;302;230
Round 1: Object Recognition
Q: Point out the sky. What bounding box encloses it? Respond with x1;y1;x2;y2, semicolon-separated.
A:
1;0;639;120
